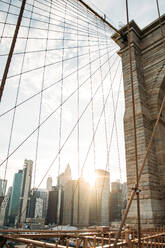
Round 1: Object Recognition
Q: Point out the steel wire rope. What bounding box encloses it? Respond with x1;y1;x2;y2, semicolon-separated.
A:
34;0;109;35
96;30;123;222
62;0;109;33
73;36;122;230
0;46;116;177
78;70;123;229
0;16;110;42
86;3;98;225
104;22;123;182
16;54;118;224
93;18;111;224
96;14;109;174
0;0;27;102
0;0;112;40
0;0;108;35
0;44;115;81
114;5;165;242
69;58;122;224
62;56;121;230
98;60;123;218
34;0;112;37
57;0;68;226
0;1;110;41
2;0;35;187
0;20;112;44
0;42;115;57
36;56;120;193
56;0;109;33
125;1;141;246
106;71;122;170
25;0;100;30
76;0;80;228
0;0;12;43
0;45;117;119
0;35;113;44
81;59;121;192
88;52;122;220
33;0;53;189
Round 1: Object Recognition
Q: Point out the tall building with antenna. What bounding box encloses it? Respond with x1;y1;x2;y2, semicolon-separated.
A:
18;159;33;224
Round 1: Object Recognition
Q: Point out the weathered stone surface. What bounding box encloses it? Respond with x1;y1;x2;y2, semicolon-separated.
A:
112;14;165;227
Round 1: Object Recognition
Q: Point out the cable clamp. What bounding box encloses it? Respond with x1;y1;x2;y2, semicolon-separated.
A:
132;187;141;194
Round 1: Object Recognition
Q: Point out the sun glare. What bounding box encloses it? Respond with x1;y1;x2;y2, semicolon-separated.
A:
83;169;97;186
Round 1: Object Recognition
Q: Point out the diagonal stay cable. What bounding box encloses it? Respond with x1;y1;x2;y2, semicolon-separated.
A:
32;0;110;35
0;0;12;43
10;0;109;35
16;54;119;222
34;55;119;191
0;43;115;57
61;59;121;227
0;7;110;41
70;60;122;210
0;0;112;39
33;0;53;189
0;46;117;118
0;52;118;167
0;20;112;41
82;59;121;174
2;0;35;185
0;43;114;82
1;0;112;39
0;36;112;44
114;1;165;245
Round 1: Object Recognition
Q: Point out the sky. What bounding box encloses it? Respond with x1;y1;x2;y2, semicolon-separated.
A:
0;0;165;191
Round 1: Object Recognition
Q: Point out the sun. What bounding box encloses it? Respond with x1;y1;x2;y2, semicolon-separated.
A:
83;168;97;186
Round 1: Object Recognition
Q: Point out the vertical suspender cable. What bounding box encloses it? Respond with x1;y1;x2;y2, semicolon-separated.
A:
87;7;97;225
0;0;12;44
3;0;33;195
57;0;67;225
96;19;109;173
114;1;165;246
76;0;80;228
125;1;141;247
33;0;52;189
95;17;110;224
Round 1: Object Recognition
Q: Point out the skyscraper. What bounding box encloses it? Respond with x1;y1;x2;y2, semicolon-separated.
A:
89;169;110;226
28;188;48;220
0;179;7;197
110;180;124;221
0;187;12;226
46;186;59;225
8;170;23;225
73;177;91;226
57;164;72;224
46;177;52;191
19;159;33;224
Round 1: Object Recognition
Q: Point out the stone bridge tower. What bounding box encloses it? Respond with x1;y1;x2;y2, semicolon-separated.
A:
112;15;165;227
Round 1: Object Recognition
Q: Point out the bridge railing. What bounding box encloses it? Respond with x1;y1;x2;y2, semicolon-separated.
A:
1;226;165;248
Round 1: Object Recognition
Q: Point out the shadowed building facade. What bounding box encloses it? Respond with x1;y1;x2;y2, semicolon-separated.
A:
8;170;23;225
112;15;165;227
19;159;33;224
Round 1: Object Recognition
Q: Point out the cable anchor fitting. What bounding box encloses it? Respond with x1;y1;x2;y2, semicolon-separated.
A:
132;187;141;194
